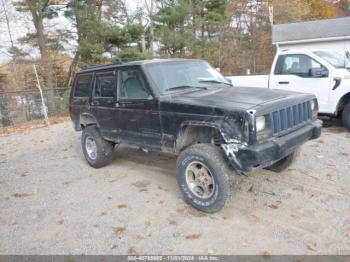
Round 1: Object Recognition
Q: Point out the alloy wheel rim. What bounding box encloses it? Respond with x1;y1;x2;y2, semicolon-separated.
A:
85;136;97;160
185;161;215;199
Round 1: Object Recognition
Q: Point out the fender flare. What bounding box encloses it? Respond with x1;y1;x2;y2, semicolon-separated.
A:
175;121;229;152
80;113;101;129
336;92;350;116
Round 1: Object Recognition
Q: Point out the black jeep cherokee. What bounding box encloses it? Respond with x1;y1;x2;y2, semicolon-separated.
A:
69;58;322;213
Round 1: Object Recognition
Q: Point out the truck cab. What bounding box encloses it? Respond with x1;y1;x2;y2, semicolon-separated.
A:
228;49;350;130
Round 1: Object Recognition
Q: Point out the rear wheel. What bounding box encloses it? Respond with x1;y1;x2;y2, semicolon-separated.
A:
265;149;300;173
341;103;350;131
81;125;114;168
176;144;236;213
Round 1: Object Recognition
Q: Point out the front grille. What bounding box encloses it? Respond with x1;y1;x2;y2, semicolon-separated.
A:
270;101;311;135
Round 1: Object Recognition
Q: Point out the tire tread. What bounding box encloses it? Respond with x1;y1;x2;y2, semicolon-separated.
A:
81;125;114;168
342;103;350;131
176;143;236;213
265;149;300;172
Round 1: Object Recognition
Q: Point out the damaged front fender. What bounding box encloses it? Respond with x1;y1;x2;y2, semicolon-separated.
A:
218;111;252;143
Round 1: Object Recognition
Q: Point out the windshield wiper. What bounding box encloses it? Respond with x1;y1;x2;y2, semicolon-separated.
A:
164;85;207;92
198;80;232;86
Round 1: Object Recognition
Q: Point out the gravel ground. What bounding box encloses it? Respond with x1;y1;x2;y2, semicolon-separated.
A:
0;120;349;255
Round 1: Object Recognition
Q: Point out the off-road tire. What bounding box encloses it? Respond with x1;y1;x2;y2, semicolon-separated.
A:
342;103;350;131
176;144;235;213
265;149;300;172
81;125;114;168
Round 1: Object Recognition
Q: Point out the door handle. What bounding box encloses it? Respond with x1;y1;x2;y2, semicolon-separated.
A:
278;81;289;85
91;101;98;106
115;102;120;108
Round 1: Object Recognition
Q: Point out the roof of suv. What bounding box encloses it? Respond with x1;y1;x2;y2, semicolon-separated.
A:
79;58;202;73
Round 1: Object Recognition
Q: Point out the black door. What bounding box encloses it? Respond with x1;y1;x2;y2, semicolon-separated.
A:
90;70;119;140
116;66;162;150
70;73;93;130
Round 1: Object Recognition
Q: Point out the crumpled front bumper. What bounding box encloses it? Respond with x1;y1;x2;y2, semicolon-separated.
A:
223;120;322;173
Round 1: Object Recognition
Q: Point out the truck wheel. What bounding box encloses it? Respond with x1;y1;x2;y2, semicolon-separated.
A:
176;144;234;213
81;125;114;168
265;149;300;173
342;103;350;131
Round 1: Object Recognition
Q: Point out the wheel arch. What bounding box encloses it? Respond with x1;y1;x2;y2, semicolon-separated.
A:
336;92;350;116
80;113;100;130
175;122;227;153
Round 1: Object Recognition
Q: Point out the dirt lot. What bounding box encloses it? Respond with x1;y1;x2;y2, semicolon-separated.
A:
0;120;349;255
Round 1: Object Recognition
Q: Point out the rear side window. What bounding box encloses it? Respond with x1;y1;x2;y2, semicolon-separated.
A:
94;73;115;98
74;74;92;97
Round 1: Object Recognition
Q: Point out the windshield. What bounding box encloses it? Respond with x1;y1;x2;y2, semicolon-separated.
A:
144;60;231;95
314;51;350;69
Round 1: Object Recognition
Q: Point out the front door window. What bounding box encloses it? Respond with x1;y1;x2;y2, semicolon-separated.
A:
119;68;151;99
277;54;327;78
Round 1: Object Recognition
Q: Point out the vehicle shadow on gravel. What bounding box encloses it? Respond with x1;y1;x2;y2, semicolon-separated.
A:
109;145;247;202
112;146;177;169
320;116;348;134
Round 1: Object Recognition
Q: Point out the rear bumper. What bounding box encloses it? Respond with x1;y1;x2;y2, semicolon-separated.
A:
223;120;322;173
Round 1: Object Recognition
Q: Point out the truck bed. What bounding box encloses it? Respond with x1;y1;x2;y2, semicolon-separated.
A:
227;75;269;89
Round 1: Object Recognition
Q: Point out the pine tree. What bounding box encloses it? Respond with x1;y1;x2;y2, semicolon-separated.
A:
64;0;147;86
153;0;228;62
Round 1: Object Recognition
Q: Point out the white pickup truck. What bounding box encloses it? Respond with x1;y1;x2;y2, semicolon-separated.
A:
228;49;350;130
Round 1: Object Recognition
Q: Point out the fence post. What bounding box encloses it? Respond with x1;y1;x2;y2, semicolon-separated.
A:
33;64;49;125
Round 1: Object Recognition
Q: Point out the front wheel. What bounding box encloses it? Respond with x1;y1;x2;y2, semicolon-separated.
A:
176;144;235;213
265;149;300;172
342;103;350;131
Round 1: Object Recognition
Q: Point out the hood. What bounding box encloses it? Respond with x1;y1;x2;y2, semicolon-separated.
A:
166;86;313;111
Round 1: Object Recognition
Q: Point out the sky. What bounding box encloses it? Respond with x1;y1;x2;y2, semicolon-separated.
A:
0;0;142;65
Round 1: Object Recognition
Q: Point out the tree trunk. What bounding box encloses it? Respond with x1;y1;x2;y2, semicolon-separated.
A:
65;0;82;88
27;0;56;114
65;51;80;88
2;0;14;49
148;0;155;56
28;1;53;89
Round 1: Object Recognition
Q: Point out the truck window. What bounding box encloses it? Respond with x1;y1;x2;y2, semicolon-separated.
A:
314;51;350;69
277;54;324;78
94;73;115;98
74;74;93;97
119;68;151;99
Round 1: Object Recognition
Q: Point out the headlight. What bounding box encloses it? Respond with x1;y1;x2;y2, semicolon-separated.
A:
310;99;318;119
310;100;316;111
256;116;266;132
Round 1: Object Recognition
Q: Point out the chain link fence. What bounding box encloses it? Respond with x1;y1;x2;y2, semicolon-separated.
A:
0;88;70;127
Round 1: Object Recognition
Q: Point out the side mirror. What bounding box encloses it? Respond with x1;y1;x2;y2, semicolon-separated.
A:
309;67;329;78
225;77;233;86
